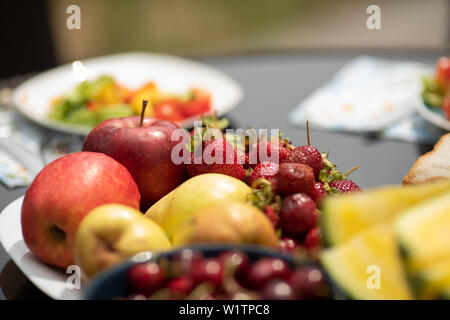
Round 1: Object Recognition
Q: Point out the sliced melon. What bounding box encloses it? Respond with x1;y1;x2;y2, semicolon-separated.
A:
322;180;450;246
411;258;450;300
394;192;450;272
321;224;413;300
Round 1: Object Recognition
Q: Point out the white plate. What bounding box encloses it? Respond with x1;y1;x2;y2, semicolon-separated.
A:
12;52;243;135
0;197;82;299
415;95;450;131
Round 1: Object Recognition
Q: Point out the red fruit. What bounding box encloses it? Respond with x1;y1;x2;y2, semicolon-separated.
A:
21;152;141;269
167;276;195;295
248;141;291;167
217;251;250;276
280;193;318;235
304;227;322;249
128;263;166;296
248;161;279;187
187;138;246;180
289;267;330;299
154;99;184;121
436;57;450;88
279;236;300;254
190;258;224;288
264;205;279;228
82;117;188;211
276;163;315;196
181;88;211;117
291;145;323;177
329;180;361;193
443;96;450;120
246;258;292;290
309;182;327;204
262;279;296;300
171;249;203;275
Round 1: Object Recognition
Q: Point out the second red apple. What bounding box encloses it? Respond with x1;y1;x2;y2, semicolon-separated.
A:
83;116;188;210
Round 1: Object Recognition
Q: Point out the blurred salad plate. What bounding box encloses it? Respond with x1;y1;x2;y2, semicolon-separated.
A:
416;57;450;131
12;52;243;135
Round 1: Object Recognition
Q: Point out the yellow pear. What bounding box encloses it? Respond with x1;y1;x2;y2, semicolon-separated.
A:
173;201;278;247
74;204;171;279
145;174;252;240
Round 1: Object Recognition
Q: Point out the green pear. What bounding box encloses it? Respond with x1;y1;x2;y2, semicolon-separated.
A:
74;204;171;279
172;201;278;247
145;173;252;240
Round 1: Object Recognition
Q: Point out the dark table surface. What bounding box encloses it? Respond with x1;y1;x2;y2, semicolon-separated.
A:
0;52;443;299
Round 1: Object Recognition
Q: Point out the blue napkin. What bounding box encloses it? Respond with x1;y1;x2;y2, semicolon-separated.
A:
289;56;444;144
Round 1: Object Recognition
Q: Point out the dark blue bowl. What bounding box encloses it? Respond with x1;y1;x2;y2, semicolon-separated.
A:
84;244;342;300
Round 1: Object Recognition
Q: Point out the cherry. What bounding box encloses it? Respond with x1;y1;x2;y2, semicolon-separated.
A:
279;236;300;254
280;193;318;235
190;258;224;288
289;266;330;299
276;163;315;196
246;258;292;290
127;262;166;296
304;227;322;249
217;251;250;276
171;249;203;275
167;276;195;295
261;279;295;300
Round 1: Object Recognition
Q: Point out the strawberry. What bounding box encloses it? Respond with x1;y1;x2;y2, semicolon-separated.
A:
291;145;323;177
309;182;327;204
264;205;279;228
279;193;318;235
187;138;246;180
329;180;361;193
248;141;291;167
304;227;322;249
248;161;279;187
276;162;315;196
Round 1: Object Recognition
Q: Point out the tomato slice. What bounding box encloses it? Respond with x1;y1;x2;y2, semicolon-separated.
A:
154;99;184;121
181;88;211;117
443;96;450;120
436;57;450;91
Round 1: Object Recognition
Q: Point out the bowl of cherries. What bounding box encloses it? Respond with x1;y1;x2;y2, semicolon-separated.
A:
84;245;339;300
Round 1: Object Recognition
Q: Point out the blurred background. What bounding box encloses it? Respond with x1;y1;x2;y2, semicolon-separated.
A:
1;0;449;78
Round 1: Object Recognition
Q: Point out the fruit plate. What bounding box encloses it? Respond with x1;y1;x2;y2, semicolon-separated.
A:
12;52;243;135
0;197;82;300
415;95;450;131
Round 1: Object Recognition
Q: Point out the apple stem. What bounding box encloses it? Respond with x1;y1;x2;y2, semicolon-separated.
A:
140;100;148;127
306;120;311;146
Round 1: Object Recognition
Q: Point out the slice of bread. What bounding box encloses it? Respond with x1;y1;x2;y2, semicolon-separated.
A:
403;133;450;185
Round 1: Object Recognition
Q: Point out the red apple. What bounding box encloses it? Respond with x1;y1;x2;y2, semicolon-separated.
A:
82;116;188;210
21;152;140;269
